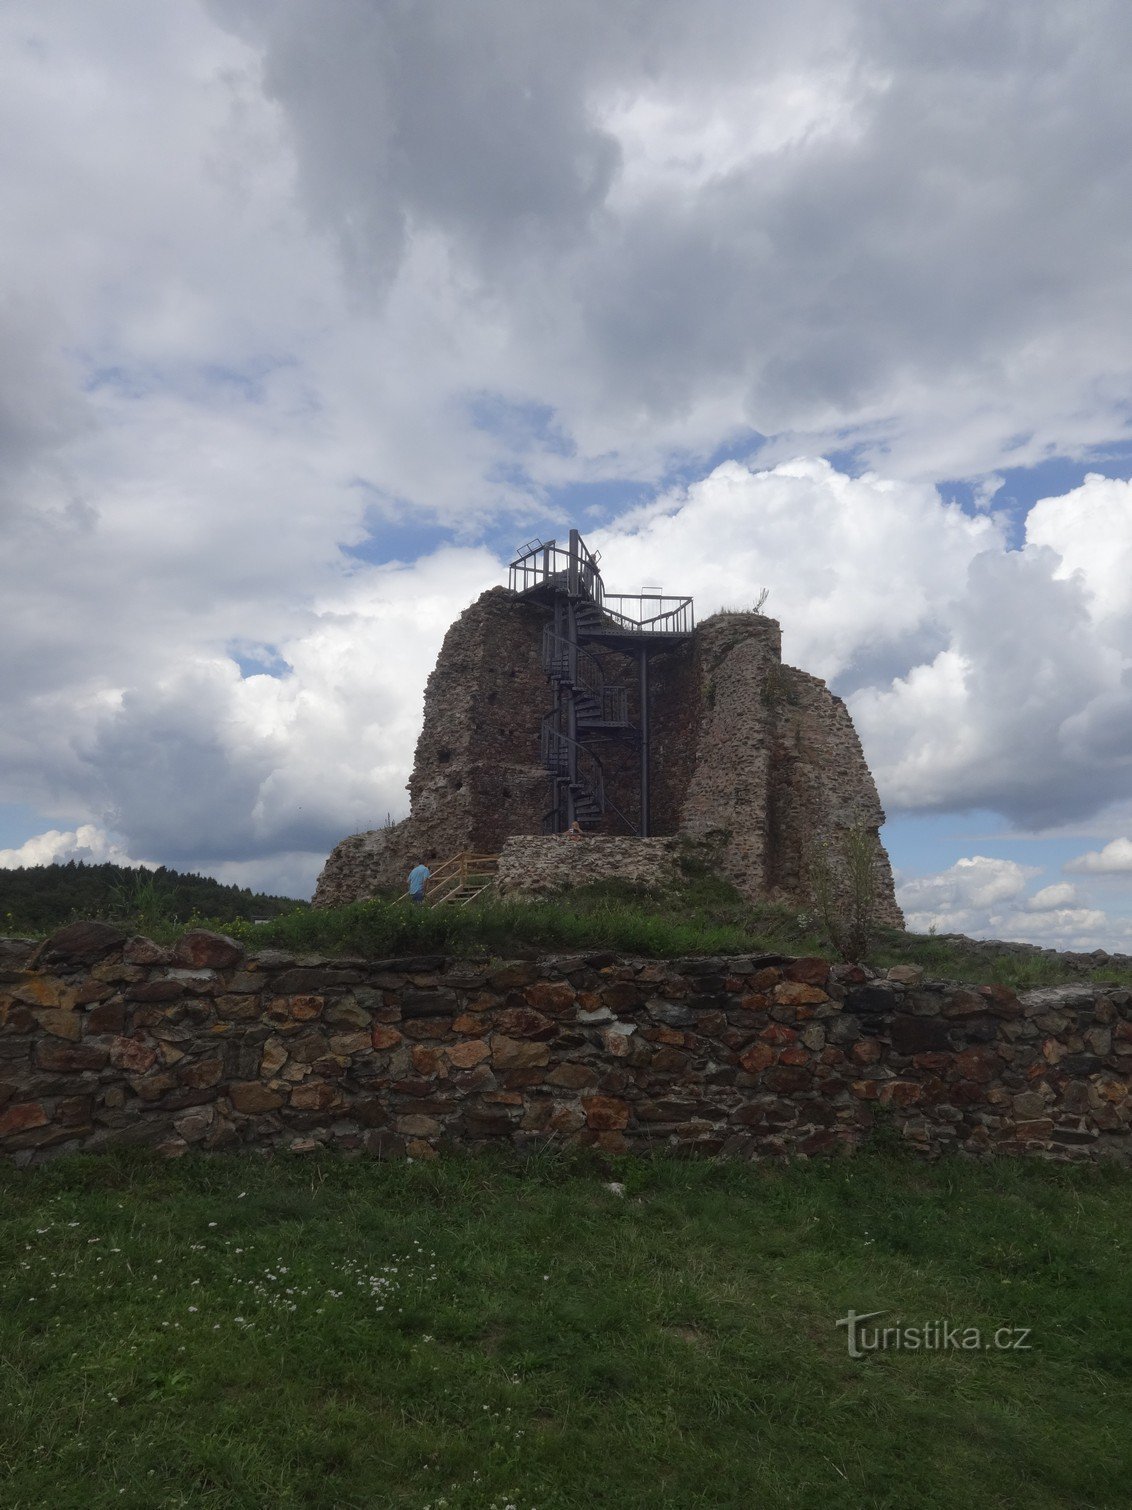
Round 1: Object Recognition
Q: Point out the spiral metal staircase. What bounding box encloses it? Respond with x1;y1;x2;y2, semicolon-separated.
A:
509;530;694;836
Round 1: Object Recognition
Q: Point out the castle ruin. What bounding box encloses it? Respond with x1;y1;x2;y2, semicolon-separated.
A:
314;531;902;925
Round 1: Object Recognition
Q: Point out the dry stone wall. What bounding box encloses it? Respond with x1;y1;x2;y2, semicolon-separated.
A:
4;923;1132;1167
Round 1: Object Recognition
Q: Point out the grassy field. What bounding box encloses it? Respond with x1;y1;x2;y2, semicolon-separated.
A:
2;1148;1131;1508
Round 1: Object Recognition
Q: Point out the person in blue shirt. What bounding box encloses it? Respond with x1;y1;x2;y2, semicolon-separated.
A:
407;863;430;903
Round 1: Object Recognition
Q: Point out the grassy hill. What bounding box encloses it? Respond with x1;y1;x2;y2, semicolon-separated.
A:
0;860;306;934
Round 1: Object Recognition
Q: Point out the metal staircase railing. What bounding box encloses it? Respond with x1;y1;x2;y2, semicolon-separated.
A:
541;627;629;727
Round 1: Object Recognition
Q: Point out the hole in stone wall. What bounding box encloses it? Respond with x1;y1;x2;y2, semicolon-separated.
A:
437;748;452;763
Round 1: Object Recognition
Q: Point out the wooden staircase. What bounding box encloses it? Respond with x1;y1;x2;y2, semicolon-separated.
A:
407;851;500;906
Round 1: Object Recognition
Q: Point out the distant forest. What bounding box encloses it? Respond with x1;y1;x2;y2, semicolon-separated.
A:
0;861;306;932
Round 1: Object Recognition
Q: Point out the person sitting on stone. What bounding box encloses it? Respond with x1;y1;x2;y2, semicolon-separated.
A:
566;820;584;840
406;862;430;903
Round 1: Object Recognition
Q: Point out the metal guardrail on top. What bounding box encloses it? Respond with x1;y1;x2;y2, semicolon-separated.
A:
509;537;604;604
510;537;693;635
581;594;694;636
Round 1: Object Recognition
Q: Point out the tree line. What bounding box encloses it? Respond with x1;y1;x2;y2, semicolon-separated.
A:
0;861;306;932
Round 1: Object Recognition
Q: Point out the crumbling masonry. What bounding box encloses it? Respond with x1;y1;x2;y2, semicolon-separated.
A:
314;533;902;925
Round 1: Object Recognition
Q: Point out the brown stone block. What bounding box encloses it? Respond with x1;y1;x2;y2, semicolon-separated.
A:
491;963;539;989
749;967;781;992
57;1094;94;1125
130;1070;177;1102
498;1067;546;1089
447;1038;490;1069
34;1008;81;1041
169;924;244;972
849;1039;882;1066
523;980;576;1013
179;1057;224;1089
109;1037;159;1073
74;980;114;1007
121;937;173;968
494;1006;556;1040
411;1045;443;1077
850;1079;882;1100
778;1045;809;1067
582;1094;630;1130
546;1061;596;1089
942;991;987;1020
0;1100;48;1137
593;1131;629;1153
491;1035;550;1069
285;1030;330;1065
213;993;262;1021
738;992;770;1012
92;962;144;984
35;1041;109;1072
953;1048;999;1083
451;1014;482;1034
879;1080;922;1107
40;920;127;965
290;1080;342;1112
396;1112;443;1137
759;1022;798;1045
649;1047;686;1074
85;1001;126;1034
453;1063;495;1092
15;976;79;1010
785;958;832;987
602;982;642;1011
773;981;829;1007
266;994;324;1024
739;1042;775;1073
1;1002;35;1032
371;1024;403;1050
546;1103;586;1133
911;1051;951;1072
229;1081;285;1114
399;1017;453;1040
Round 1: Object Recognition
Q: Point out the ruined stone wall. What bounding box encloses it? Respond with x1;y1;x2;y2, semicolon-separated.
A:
494;835;687;898
4;924;1131;1167
766;668;902;928
314;591;901;926
676;614;782;892
314;588;551;903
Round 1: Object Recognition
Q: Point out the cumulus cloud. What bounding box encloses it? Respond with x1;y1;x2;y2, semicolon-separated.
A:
204;0;1132;483
851;473;1132;826
1066;838;1132;875
897;857;1111;949
0;825;145;870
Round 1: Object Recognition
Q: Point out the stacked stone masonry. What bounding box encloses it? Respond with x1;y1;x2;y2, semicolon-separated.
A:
313;588;902;926
3;923;1131;1167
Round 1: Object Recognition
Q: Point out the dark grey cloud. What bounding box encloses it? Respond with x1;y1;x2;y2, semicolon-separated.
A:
208;0;1132;473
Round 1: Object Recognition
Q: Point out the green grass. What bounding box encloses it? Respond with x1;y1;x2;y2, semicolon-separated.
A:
9;868;1132;988
1;1150;1130;1508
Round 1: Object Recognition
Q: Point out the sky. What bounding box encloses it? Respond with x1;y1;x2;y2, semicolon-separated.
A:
3;0;1132;949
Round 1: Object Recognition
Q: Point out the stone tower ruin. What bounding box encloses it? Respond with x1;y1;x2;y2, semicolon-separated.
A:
314;530;902;925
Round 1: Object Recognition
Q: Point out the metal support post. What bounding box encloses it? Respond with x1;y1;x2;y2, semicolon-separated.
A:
639;645;650;838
